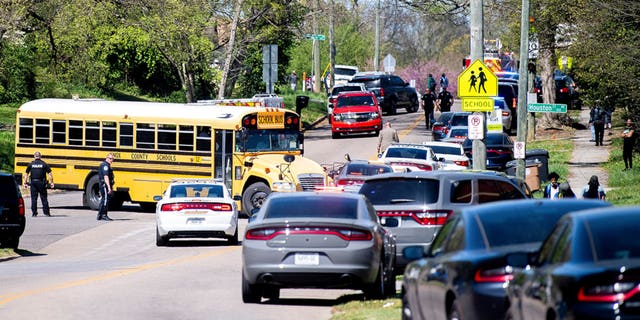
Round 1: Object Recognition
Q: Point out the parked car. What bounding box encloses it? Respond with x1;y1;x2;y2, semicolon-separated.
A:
555;71;582;110
506;206;639;320
441;125;468;144
332;160;393;192
492;96;512;133
498;82;519;129
422;141;470;169
378;143;443;172
332;64;359;85
431;112;471;141
0;172;25;249
359;170;528;270
330;91;382;138
154;179;238;246
401;199;612;320
431;112;454;141
326;82;367;117
462;132;515;171
349;72;419;115
242;191;397;302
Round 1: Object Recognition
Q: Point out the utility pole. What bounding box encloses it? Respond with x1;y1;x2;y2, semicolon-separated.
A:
374;0;380;71
312;0;321;93
329;0;335;89
470;0;486;170
515;0;531;180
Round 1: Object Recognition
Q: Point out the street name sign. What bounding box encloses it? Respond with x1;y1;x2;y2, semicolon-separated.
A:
461;97;494;112
527;103;567;113
457;60;498;97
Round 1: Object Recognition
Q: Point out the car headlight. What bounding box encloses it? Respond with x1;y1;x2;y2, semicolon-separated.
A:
333;114;343;121
272;181;296;192
371;112;379;119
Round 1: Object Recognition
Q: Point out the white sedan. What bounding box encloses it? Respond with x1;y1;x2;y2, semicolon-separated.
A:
155;179;238;246
422;141;470;170
378;143;444;172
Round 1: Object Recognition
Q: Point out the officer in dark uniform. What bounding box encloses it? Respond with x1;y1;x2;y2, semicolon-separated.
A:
97;153;115;221
24;151;54;217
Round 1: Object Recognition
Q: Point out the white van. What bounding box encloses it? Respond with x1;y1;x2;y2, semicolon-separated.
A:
333;65;359;85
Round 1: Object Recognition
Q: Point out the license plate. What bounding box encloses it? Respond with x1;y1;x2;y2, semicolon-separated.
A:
186;217;205;224
294;253;319;265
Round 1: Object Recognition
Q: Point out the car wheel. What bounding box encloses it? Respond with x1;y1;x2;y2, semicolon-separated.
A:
156;227;169;246
263;285;280;300
504;306;515;320
383;262;396;297
401;289;414;320
374;130;380;137
84;175;101;210
389;99;398;115
364;261;386;299
139;202;156;212
331;132;340;139
227;226;239;245
407;96;419;113
242;272;262;303
1;237;19;249
448;300;463;320
242;182;270;217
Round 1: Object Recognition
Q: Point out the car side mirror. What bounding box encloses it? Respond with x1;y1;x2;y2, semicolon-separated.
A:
377;153;383;158
439;157;446;162
153;195;162;201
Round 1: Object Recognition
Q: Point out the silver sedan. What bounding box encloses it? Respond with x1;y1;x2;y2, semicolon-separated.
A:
242;191;396;303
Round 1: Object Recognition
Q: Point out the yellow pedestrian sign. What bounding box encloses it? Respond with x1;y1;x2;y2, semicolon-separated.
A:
457;59;498;97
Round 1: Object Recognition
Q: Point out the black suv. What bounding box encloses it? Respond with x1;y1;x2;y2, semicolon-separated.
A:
349;73;419;115
0;172;26;249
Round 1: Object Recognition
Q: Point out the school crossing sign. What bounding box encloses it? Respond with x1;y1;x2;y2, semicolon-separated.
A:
458;60;498;112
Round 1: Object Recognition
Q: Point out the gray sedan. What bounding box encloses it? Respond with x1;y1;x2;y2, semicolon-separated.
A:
242;191;396;303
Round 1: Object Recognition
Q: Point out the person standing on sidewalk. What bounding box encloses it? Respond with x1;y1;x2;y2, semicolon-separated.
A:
621;118;636;171
24;151;53;217
582;175;606;200
590;104;606;146
97;153;115;221
377;122;399;155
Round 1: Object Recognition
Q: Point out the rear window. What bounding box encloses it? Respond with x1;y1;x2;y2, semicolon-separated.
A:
589;218;640;260
344;163;392;176
428;145;462;156
478;207;567;247
451;115;469;126
335;67;358;76
265;196;358;219
360;178;440;205
351;78;380;88
0;176;18;200
170;184;224;198
485;134;509;145
386;147;428;160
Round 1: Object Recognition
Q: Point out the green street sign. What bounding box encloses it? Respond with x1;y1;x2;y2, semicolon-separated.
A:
314;34;326;41
527;103;567;113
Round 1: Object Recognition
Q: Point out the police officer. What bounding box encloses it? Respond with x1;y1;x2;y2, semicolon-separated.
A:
97;153;115;221
24;151;53;217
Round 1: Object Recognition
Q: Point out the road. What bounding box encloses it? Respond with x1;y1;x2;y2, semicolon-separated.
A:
0;108;440;319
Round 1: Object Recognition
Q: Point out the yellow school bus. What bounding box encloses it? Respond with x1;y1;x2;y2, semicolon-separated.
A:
14;98;328;215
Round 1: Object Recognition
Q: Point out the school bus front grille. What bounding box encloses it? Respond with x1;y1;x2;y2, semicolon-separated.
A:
297;174;325;190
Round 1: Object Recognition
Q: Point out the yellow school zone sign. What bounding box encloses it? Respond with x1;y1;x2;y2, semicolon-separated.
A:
457;60;498;98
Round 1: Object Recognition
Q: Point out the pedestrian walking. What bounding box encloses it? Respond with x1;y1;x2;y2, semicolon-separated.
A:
543;172;562;199
621;118;636;171
439;73;449;93
427;74;436;93
24;151;53;217
582;175;606;200
289;71;298;91
590;104;606;146
437;87;454;113
421;88;437;129
377;122;399;154
97;153;115;221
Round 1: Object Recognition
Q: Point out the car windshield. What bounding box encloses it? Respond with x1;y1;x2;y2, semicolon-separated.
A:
332;86;363;95
478;207;569;247
428;145;462;156
588;217;640;260
170;184;224;198
385;147;428;159
337;95;375;107
237;129;301;152
360;178;440;205
344;163;392;176
265;196;358;219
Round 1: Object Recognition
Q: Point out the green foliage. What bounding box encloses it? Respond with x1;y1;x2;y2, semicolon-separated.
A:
603;135;640;205
0;42;36;103
0;130;15;172
331;298;401;320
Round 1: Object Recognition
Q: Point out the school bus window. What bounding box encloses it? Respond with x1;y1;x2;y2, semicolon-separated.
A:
69;120;83;146
19;118;33;143
158;124;177;150
196;125;211;151
136;123;155;149
119;123;133;147
85;120;100;146
35;118;50;144
102;121;116;147
52;120;66;144
178;125;194;151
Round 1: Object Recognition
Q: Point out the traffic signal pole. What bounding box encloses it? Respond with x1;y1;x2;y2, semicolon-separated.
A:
470;0;486;170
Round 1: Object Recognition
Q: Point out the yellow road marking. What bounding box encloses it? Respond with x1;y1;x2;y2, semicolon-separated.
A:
0;246;239;306
369;113;426;161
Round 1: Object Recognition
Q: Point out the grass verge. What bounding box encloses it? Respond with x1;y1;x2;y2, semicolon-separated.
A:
602;136;640;205
331;297;401;320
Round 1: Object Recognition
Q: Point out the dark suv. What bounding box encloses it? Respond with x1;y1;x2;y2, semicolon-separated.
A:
349;72;419;115
0;172;26;249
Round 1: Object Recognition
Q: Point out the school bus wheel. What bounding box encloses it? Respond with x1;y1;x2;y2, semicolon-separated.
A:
242;182;271;217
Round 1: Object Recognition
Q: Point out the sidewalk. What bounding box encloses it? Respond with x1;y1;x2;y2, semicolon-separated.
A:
566;108;611;198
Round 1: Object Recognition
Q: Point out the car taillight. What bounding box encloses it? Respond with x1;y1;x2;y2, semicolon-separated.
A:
501;111;510;117
336;179;361;186
454;160;469;167
389;162;433;171
560;87;569;93
380;88;385;96
245;226;372;241
443;127;450;134
578;283;640;302
512;98;517;108
377;210;452;225
487;149;512;155
160;202;232;212
474;267;514;283
18;197;25;216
